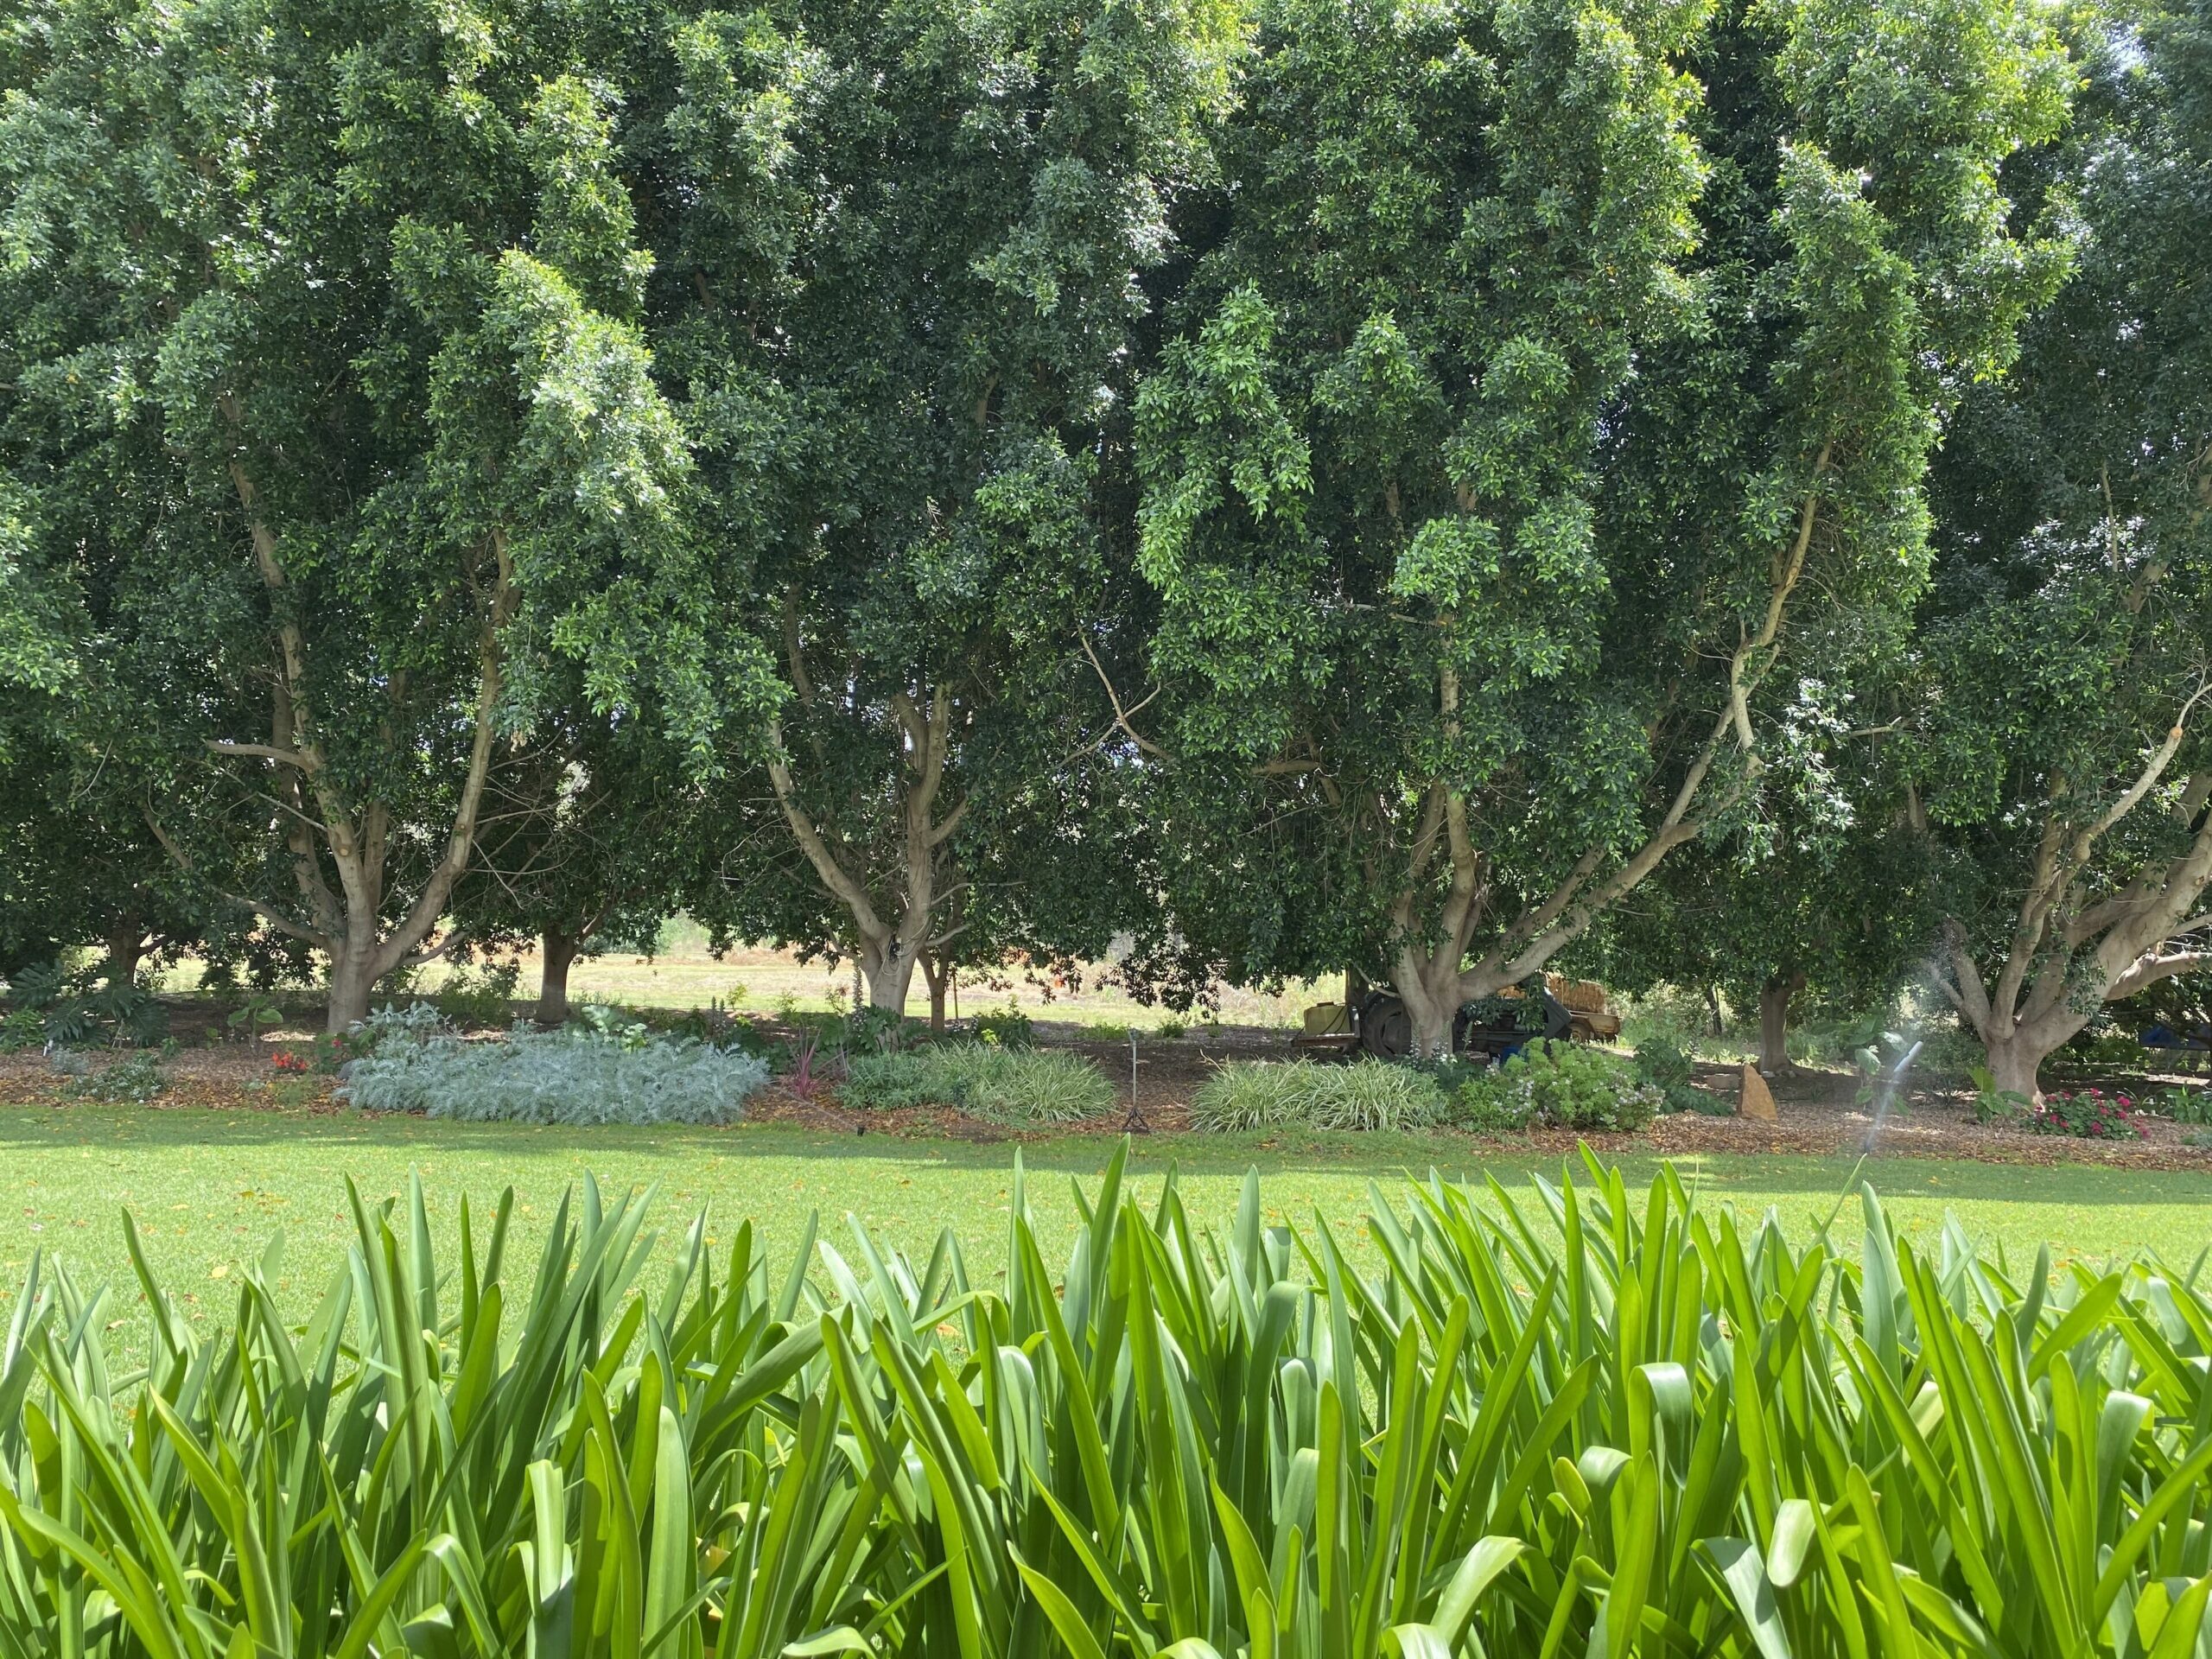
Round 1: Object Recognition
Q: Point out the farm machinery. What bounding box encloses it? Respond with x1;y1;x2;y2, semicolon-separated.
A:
1300;973;1622;1062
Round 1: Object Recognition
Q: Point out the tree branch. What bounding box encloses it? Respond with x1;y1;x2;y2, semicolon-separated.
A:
371;530;518;982
1077;632;1171;761
206;739;318;772
765;715;888;943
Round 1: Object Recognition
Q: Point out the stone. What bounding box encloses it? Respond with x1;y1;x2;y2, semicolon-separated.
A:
1738;1064;1777;1121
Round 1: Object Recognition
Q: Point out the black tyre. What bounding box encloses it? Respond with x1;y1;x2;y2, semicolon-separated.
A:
1357;993;1411;1059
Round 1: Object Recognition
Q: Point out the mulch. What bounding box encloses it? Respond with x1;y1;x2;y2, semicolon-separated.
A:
5;1012;2209;1171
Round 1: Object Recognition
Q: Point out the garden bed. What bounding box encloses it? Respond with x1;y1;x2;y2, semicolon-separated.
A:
9;1003;2212;1168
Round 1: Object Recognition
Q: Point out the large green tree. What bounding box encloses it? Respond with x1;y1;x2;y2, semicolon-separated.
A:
1580;714;1942;1074
1;0;729;1028
1919;0;2212;1097
1127;0;2070;1053
664;0;1237;1014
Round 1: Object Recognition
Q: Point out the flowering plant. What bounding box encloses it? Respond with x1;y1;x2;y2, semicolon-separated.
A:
2029;1088;2143;1140
271;1050;311;1074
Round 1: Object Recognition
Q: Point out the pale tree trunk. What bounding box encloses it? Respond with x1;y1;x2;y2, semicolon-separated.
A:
1393;936;1468;1059
859;936;918;1014
1382;677;1490;1058
921;952;950;1032
765;677;969;1031
1759;972;1803;1076
158;454;518;1036
1982;1032;2061;1101
326;929;382;1033
1936;722;2212;1101
537;927;580;1026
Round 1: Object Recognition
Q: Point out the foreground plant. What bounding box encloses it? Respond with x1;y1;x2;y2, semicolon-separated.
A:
4;1148;2212;1655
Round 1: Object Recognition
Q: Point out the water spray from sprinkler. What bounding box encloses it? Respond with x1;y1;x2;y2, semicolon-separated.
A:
1859;1035;1923;1154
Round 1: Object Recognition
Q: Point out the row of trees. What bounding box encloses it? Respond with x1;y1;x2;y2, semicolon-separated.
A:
3;0;2206;1096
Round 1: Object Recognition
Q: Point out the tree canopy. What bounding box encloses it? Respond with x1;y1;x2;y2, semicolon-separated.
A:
3;0;2203;1097
1916;0;2212;1095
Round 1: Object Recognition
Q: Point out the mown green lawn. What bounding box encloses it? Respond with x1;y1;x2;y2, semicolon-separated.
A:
5;1100;2210;1344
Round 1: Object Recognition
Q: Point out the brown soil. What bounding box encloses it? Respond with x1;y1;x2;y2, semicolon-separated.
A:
6;1001;2209;1170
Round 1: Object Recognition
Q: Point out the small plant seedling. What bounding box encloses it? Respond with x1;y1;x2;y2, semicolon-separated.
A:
226;996;284;1053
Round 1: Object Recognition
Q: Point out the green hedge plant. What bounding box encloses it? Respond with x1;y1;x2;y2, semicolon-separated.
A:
1450;1039;1662;1133
842;1043;1112;1124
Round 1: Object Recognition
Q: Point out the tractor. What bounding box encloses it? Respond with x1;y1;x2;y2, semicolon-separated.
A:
1299;972;1620;1063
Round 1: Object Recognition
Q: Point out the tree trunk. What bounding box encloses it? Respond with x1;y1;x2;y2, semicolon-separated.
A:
1758;973;1804;1077
326;934;378;1034
1981;1032;2056;1103
921;953;950;1032
537;928;579;1026
861;942;917;1016
1704;983;1725;1038
103;920;146;988
1393;944;1465;1059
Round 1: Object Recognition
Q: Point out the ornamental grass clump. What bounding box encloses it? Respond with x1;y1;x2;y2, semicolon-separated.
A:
1190;1058;1441;1132
842;1043;1111;1123
5;1149;2212;1656
1187;1058;1329;1130
337;1022;768;1125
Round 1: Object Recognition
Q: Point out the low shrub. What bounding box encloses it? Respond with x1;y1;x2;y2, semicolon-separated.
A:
63;1052;165;1102
434;959;522;1026
779;1027;836;1099
1616;984;1717;1053
339;1026;768;1125
3;962;168;1047
222;993;285;1047
1155;1015;1189;1039
844;1005;926;1055
1189;1059;1442;1133
2027;1087;2144;1140
842;1044;1111;1124
1310;1058;1444;1130
570;1001;654;1049
1969;1064;2032;1123
0;1006;43;1051
1630;1034;1708;1116
348;1001;454;1056
2145;1083;2212;1124
1187;1060;1315;1131
969;1001;1035;1048
659;998;769;1056
1452;1040;1662;1134
273;1030;357;1075
1077;1020;1133;1042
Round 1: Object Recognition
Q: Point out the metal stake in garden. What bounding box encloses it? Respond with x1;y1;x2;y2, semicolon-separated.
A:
1124;1029;1150;1134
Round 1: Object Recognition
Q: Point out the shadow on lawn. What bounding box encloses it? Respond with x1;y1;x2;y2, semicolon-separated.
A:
4;1103;2210;1211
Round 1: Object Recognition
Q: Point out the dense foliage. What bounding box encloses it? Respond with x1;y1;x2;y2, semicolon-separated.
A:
1913;0;2212;1096
6;1154;2212;1654
1446;1039;1667;1133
